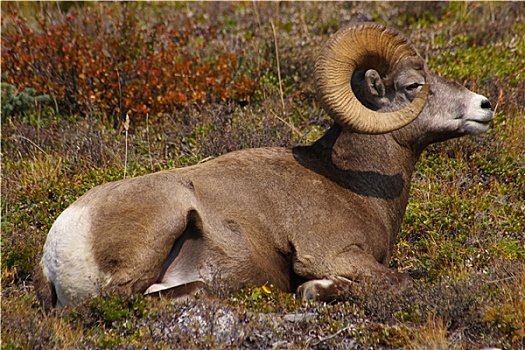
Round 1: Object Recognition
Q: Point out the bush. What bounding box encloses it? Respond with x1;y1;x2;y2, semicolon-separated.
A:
1;3;259;127
1;73;51;122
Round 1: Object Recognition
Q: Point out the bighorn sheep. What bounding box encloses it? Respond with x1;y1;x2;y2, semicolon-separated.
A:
34;22;493;309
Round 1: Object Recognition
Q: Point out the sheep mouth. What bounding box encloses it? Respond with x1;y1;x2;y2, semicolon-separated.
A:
466;111;494;125
464;118;492;135
468;119;491;126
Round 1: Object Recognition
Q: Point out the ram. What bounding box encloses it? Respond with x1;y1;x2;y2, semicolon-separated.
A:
34;22;493;309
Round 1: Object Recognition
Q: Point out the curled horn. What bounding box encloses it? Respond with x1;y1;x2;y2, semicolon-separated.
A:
315;22;430;134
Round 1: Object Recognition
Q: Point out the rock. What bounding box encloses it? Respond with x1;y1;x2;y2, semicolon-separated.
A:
283;312;317;323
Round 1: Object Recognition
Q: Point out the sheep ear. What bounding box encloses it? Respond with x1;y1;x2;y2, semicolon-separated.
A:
364;69;385;98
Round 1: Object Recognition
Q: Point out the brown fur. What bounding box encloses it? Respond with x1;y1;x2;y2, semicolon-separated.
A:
33;263;57;312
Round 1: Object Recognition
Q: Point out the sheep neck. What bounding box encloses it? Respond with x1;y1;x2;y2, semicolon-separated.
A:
293;123;419;241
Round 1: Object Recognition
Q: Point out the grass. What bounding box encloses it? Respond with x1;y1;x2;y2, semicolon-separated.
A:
2;2;524;349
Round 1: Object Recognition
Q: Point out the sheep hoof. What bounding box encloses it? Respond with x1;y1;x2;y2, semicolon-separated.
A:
296;279;337;301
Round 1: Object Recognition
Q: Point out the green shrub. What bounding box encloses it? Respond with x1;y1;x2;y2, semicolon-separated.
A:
1;76;51;122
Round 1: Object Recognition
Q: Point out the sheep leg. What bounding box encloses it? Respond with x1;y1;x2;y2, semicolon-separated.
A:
294;245;411;301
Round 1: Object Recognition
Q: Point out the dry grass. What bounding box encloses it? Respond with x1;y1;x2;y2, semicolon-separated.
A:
409;317;451;350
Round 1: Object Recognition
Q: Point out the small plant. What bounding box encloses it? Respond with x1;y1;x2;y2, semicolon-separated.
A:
485;301;525;346
67;293;148;329
229;284;301;313
1;74;51;122
483;270;525;347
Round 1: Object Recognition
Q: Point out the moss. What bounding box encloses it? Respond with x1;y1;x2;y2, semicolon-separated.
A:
429;43;525;87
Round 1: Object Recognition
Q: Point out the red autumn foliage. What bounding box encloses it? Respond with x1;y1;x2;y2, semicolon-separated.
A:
1;5;259;127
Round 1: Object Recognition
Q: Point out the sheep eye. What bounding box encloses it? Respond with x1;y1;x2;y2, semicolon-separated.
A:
406;82;421;91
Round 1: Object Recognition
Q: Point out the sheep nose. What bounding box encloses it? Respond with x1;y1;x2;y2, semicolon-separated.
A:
481;99;492;110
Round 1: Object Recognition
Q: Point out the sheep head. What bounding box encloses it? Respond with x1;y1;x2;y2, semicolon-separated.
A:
315;22;430;134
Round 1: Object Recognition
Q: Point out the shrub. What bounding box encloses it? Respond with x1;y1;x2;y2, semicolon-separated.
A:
1;4;259;127
1;73;51;122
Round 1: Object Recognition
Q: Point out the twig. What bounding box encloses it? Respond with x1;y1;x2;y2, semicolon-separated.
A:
146;113;153;169
270;20;285;111
123;113;130;179
198;156;215;164
485;276;516;284
14;135;49;156
270;110;302;138
116;67;123;128
493;88;503;115
252;0;262;31
271;340;288;350
312;326;352;346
